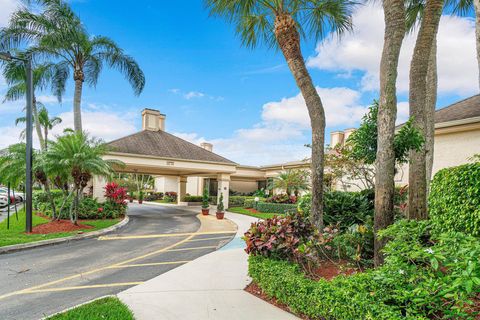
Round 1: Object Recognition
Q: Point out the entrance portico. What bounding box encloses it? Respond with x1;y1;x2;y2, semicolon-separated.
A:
92;108;236;209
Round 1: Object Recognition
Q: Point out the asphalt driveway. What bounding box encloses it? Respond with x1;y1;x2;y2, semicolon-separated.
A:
0;203;234;320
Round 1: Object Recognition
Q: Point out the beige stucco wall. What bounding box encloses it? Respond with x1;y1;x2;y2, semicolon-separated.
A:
186;176;203;196
396;127;480;186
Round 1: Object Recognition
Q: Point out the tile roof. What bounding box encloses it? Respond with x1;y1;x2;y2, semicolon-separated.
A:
107;130;236;165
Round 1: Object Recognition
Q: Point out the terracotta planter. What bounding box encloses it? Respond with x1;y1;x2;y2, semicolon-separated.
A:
201;208;210;215
216;211;225;220
129;199;133;203
138;200;143;204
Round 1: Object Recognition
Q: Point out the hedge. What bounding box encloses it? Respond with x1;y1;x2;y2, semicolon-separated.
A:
255;202;297;214
429;162;480;236
182;195;203;202
249;255;405;320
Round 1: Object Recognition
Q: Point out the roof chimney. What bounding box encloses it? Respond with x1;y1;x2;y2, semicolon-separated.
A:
200;142;213;152
330;131;345;147
343;128;356;142
142;109;166;131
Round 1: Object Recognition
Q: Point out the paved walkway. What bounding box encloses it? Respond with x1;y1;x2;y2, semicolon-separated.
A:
118;211;298;320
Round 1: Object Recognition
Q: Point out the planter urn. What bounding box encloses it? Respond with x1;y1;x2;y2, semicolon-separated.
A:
216;211;225;220
202;208;210;216
138;200;143;204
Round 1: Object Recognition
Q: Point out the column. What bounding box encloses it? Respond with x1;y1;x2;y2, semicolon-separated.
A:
92;175;107;202
178;176;187;204
217;173;230;210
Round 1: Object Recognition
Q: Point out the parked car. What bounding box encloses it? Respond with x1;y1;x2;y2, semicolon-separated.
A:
0;195;9;209
0;187;24;202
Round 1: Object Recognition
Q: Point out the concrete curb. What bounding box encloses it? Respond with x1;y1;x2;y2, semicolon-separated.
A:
0;215;130;255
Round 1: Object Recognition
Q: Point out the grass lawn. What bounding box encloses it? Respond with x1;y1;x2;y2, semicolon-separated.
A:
228;207;284;219
47;297;134;320
0;209;120;247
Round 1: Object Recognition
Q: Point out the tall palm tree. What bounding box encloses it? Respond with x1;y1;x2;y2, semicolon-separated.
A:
45;132;123;224
406;0;443;220
2;58;64;150
16;106;62;150
374;0;406;266
1;0;145;132
205;0;356;229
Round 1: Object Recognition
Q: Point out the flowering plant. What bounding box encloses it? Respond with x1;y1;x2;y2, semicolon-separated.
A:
104;182;128;205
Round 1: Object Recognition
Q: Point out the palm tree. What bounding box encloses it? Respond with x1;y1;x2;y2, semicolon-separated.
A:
406;0;443;220
45;132;123;224
1;0;145;132
0;143;27;191
2;58;64;150
270;169;310;196
16;106;62;150
374;0;406;266
205;0;356;229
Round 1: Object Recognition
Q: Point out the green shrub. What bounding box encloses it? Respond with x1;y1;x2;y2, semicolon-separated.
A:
244;199;255;208
249;220;480;319
182;195;203;202
256;202;297;214
229;196;248;207
429;162;480;236
144;192;163;201
249;255;405;319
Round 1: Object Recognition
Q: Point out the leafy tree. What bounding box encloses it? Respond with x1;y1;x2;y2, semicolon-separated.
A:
347;101;425;166
1;0;145;132
45;132;123;224
205;0;356;230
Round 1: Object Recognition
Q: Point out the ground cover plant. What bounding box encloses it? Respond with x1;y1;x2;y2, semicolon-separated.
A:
228;207;284;220
47;297;134;320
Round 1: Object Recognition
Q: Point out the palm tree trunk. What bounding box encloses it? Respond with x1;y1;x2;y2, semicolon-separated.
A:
374;0;406;267
274;14;326;230
425;34;438;188
73;70;84;132
408;0;443;220
32;97;45;150
475;0;480;90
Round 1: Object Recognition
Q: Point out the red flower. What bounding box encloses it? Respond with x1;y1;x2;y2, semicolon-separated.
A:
98;207;104;213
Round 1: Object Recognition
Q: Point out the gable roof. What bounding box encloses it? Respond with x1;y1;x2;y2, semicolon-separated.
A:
107;130;236;165
435;94;480;124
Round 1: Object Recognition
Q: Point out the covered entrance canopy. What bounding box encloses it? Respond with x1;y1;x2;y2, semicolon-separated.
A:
92;109;237;208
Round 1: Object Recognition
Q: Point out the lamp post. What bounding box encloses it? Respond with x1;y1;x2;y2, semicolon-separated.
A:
0;51;33;233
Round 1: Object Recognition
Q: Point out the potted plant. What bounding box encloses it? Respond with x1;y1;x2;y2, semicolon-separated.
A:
128;190;134;203
216;193;225;220
201;187;210;215
138;190;144;204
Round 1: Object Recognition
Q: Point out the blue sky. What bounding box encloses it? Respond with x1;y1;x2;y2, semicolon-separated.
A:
0;1;478;165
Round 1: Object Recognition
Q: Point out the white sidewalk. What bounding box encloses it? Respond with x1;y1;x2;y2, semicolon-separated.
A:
118;211;298;320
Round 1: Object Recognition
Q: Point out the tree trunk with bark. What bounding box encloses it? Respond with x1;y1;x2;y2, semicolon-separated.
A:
475;0;480;90
274;14;326;230
408;0;443;220
374;0;406;267
73;68;84;132
425;34;437;187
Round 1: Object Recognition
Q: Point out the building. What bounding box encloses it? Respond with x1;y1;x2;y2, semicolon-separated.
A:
92;95;480;207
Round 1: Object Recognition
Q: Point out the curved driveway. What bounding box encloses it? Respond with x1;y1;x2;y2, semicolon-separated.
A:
0;204;234;320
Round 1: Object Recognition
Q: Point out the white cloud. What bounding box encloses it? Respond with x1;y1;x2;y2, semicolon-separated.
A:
307;4;478;95
50;110;137;142
0;0;19;27
184;91;205;100
262;87;368;129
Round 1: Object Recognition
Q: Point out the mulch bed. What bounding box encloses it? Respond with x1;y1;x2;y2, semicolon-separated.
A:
29;219;93;234
246;208;261;214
